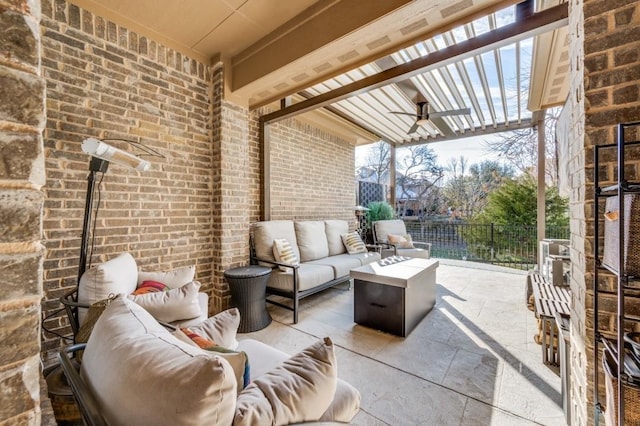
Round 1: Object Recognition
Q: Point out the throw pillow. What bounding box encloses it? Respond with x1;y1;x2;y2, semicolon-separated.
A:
186;307;241;350
272;238;299;272
341;231;367;254
387;233;415;249
127;281;201;323
182;327;250;394
234;337;338;426
131;280;168;295
77;252;138;325
137;265;196;289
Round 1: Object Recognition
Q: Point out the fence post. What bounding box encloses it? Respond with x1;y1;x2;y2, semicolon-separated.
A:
490;223;495;260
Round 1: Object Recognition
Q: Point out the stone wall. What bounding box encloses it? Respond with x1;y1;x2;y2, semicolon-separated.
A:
39;0;214;360
570;0;640;424
0;0;46;423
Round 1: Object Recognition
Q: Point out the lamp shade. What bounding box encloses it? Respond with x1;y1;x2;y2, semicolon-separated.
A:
81;138;150;172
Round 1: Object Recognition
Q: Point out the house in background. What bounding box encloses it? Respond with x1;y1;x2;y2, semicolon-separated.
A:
1;0;638;424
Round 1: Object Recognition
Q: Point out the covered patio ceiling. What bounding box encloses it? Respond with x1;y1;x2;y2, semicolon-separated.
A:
269;0;569;147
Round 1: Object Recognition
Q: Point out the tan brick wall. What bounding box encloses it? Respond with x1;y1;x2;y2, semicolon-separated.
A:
268;118;356;222
0;0;46;423
40;0;214;360
570;1;640;424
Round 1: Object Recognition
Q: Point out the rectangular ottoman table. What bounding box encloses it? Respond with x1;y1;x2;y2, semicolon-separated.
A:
350;256;439;337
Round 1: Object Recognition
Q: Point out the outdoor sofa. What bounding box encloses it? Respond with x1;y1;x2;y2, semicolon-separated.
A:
250;219;381;323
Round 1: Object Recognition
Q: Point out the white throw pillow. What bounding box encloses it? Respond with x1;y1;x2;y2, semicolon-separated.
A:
234;337;338;426
78;252;138;325
341;231;367;254
272;238;299;272
127;281;202;323
80;297;237;425
186;307;241;350
137;265;196;289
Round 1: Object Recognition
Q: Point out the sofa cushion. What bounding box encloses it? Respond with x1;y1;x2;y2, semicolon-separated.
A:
324;220;349;256
170;292;209;328
295;221;329;262
341;231;367;254
137;265;196;289
396;247;430;258
127;281;202;323
237;339;361;423
306;254;362;278
268;264;335;292
183;307;241;350
81;297;237;426
350;251;382;265
252;220;299;264
78;252;138;325
234;337;337;426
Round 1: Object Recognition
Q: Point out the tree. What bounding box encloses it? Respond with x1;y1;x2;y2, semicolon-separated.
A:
483;108;561;185
356;141;390;184
473;176;568;227
396;145;444;217
442;157;515;219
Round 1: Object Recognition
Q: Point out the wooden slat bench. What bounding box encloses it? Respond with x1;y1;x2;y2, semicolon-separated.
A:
530;273;571;365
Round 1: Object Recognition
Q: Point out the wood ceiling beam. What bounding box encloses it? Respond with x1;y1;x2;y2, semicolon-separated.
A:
261;2;568;125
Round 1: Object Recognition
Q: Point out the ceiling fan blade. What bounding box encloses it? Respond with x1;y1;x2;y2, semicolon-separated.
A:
429;108;471;118
430;116;456;138
390;111;418;117
407;122;420;134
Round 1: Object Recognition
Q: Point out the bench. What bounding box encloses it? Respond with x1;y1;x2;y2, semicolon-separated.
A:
529;272;571;365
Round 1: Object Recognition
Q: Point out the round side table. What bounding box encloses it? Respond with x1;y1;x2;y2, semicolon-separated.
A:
224;265;272;333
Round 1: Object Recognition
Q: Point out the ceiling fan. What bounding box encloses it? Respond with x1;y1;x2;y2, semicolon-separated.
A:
390;101;471;134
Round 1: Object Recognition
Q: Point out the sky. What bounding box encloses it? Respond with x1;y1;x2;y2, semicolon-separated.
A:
356;133;505;176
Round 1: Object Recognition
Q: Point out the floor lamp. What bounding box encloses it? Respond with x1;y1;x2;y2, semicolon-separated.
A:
62;138;151;335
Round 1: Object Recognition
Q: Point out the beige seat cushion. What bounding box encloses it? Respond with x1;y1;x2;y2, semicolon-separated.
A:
268;264;335;292
306;254;362;278
349;251;382;265
78;252;138;325
295;221;329;262
81;297;237;426
397;247;430;258
234;338;338;426
127;281;202;323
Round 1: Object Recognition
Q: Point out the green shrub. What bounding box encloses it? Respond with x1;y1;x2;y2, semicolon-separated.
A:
365;201;395;226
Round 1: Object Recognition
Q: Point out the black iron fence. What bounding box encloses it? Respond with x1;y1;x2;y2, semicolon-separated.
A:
403;220;570;270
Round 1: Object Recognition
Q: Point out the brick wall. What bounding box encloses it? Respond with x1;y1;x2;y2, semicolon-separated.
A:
40;0;214;360
570;1;640;424
0;0;46;423
269;118;356;222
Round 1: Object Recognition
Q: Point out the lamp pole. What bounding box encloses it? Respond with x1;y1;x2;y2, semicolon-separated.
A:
77;157;109;283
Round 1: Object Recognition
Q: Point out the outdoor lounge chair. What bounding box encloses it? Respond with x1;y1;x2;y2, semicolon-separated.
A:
372;219;431;259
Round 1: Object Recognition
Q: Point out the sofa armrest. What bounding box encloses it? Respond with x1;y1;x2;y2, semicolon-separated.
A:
58;344;108;426
252;257;300;271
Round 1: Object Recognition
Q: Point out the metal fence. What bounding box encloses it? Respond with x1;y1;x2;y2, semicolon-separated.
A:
404;220;570;270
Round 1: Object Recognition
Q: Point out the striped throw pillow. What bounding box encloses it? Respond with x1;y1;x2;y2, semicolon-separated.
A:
341;232;367;254
273;238;299;272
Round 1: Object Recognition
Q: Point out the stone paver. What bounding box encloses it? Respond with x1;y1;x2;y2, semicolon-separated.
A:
242;260;565;426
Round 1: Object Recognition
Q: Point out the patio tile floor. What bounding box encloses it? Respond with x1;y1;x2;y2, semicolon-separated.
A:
241;259;566;426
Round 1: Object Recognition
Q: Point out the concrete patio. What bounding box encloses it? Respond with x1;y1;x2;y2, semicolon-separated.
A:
242;260;565;426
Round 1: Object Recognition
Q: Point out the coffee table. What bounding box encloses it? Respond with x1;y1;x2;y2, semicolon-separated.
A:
350;256;438;337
